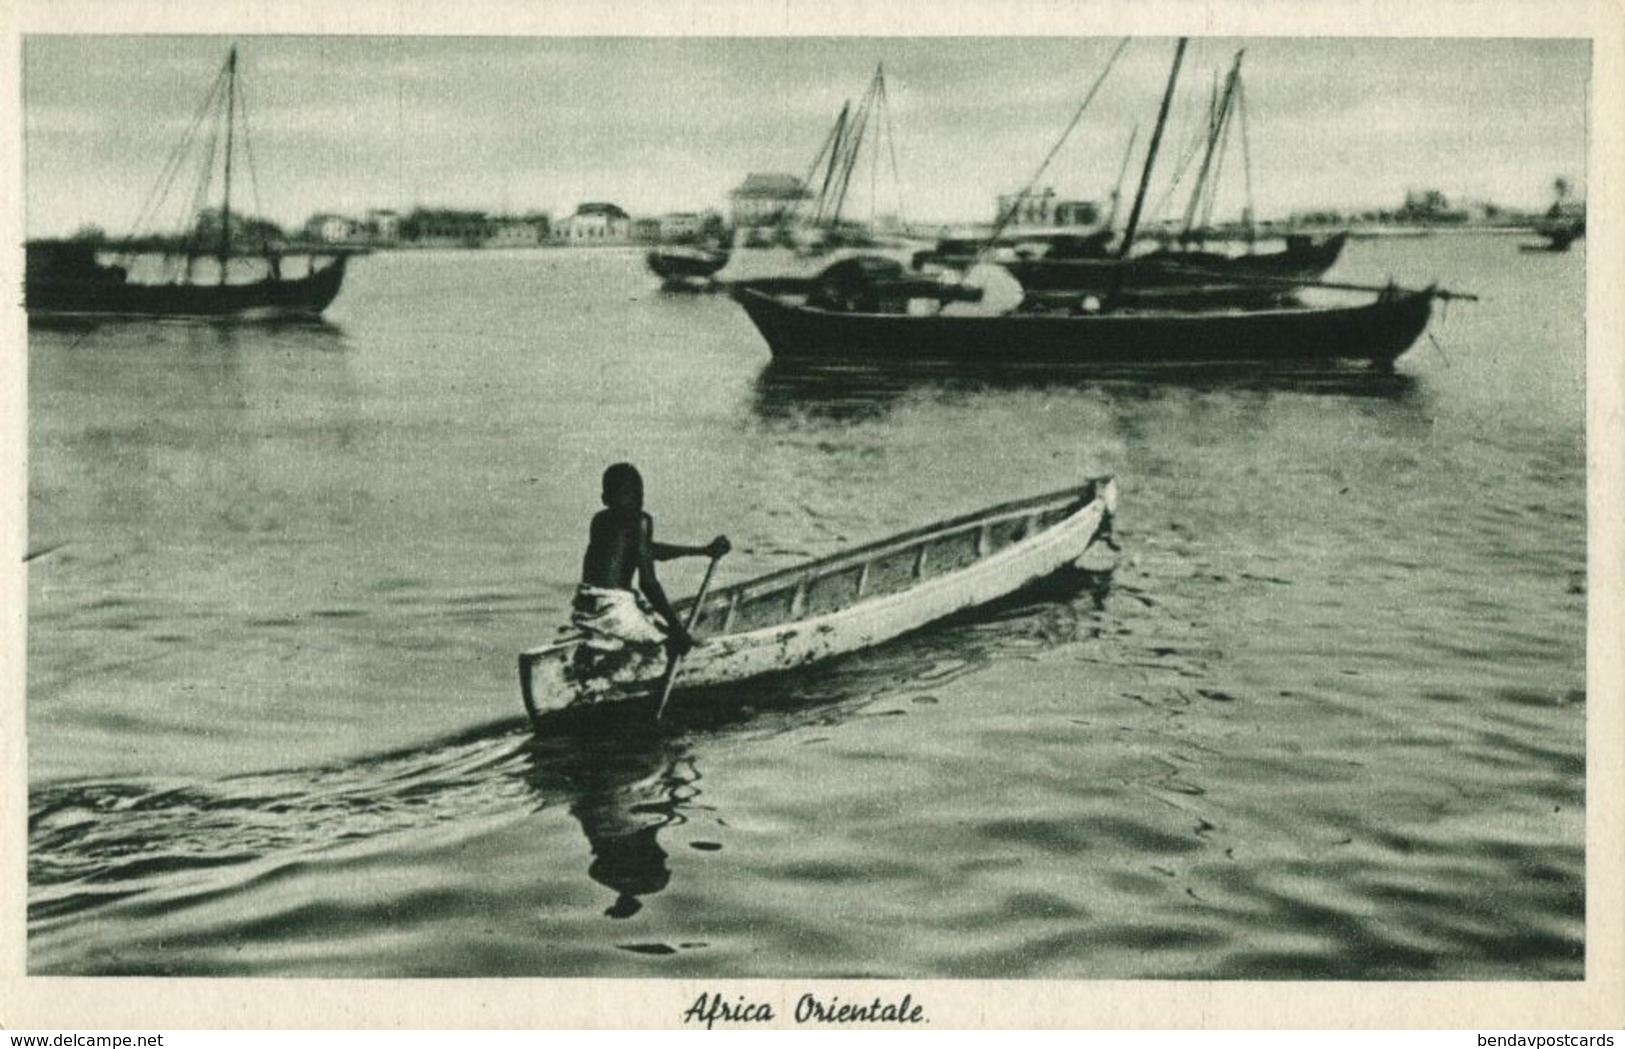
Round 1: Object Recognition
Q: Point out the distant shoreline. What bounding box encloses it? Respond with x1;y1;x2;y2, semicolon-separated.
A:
26;223;1552;254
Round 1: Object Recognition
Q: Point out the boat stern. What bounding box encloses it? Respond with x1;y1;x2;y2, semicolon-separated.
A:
1074;476;1121;574
519;635;672;728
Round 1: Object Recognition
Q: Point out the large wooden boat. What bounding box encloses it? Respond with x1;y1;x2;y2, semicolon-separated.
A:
914;232;1348;308
519;478;1118;728
732;41;1452;370
25;240;349;320
24;45;351;322
730;273;1436;368
917;48;1347;311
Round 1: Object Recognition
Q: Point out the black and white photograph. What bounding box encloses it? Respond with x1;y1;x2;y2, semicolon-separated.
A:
4;0;1621;1031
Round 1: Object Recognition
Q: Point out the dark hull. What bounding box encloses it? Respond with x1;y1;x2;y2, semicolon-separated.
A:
1529;220;1583;253
731;282;1435;367
1007;230;1352;293
25;254;348;320
920;233;1347;303
646;247;729;282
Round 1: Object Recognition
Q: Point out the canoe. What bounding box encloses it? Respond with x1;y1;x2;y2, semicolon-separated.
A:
519;477;1118;728
730;276;1435;368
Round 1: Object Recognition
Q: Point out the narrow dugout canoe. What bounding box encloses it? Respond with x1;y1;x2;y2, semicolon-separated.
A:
519;477;1119;729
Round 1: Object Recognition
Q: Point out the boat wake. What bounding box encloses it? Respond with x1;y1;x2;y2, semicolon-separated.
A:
28;578;1112;964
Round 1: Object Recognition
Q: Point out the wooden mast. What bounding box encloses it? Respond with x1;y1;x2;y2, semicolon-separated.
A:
812;103;851;227
218;45;237;279
1109;37;1188;304
828;65;883;228
1181;49;1244;244
1105;124;1140;230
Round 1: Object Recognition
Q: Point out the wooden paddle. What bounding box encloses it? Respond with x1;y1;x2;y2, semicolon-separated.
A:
655;553;723;721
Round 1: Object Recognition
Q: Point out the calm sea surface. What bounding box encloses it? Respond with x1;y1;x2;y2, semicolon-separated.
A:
26;236;1586;978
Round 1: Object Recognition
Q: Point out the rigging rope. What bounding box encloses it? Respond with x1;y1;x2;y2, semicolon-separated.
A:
870;65;881;225
1149;116;1207;230
1198;100;1234;235
1238;77;1255;244
880;70;906;228
181;97;225;262
975;36;1131;264
827;69;881;226
810;104;850;227
126;60;228;248
1182;51;1243;243
235;63;270;253
798;103;846;229
1141;54;1217;233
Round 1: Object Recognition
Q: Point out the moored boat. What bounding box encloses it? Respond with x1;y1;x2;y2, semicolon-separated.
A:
1527;214;1584;253
730;40;1460;370
730;272;1438;368
645;244;731;286
25;239;350;320
519;478;1118;729
914;231;1348;308
24;45;353;322
917;46;1349;311
1524;178;1585;253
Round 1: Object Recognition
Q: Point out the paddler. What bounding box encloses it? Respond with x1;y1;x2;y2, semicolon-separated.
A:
574;462;730;664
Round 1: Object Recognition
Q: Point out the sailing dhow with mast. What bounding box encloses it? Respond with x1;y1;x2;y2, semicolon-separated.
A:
912;47;1347;308
731;39;1469;370
25;45;354;321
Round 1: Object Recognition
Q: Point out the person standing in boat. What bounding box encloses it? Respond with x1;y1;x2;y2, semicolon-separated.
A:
572;463;729;674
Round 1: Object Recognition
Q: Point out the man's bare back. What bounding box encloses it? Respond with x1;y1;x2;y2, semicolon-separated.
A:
578;463;729;657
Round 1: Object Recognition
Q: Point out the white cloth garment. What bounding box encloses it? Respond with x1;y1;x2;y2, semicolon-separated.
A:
570;585;670;649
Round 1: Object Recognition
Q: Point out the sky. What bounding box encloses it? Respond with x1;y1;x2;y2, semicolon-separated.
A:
20;34;1592;237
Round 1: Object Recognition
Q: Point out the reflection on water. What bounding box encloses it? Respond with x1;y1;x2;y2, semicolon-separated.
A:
27;241;1585;979
750;359;1424;424
522;721;695;919
506;572;1110;923
28;313;349;345
28;572;1104;966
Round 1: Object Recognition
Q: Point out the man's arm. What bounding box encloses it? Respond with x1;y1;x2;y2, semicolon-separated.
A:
651;535;731;562
636;516;691;648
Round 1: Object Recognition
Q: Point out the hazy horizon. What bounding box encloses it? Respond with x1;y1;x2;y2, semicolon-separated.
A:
22;35;1591;237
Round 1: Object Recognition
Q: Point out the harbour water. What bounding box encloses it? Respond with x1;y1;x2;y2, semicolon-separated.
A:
25;235;1586;978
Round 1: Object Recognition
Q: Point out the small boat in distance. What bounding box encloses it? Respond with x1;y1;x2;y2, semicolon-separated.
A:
519;478;1118;730
25;45;353;321
646;244;731;290
1523;179;1586;253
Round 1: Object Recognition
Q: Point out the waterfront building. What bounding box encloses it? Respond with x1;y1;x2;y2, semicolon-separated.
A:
994;186;1101;230
556;202;632;243
729;174;810;229
401;208;494;248
365;209;402;244
305;213;359;244
489;213;551;247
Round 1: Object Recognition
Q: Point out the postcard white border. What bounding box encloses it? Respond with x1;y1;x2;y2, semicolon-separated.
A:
2;0;1620;1031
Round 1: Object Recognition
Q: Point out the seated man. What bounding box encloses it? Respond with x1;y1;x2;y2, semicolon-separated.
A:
569;463;729;691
